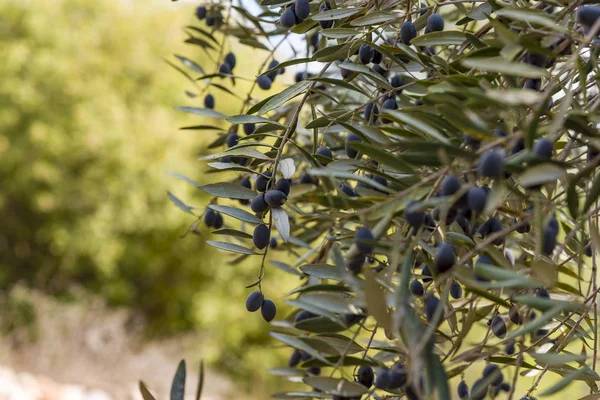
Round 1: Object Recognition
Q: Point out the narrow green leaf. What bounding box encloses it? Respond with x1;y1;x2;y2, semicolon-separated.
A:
272;207;290;242
195;360;204;400
462;58;550;78
199;147;272;161
226;114;285;127
320;28;361;39
311;7;362;21
167;192;195;215
270;260;304;277
257;80;312;115
299;264;344;280
211;228;253;239
518;164;565;188
337;61;392;89
270;332;331;364
174;54;205;74
410;31;470;46
206;240;258;255
139;382;156;400
383;110;449;143
199;182;256;199
532;352;587;366
583;172;600;214
540;368;586;396
175;106;226;118
496;8;568;34
474;264;538;288
505;306;563;340
170;360;186;400
208;205;263;224
350;11;397;26
302;377;367;396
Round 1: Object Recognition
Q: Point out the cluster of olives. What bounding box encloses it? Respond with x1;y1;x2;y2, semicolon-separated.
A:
245;291;276;322
256;59;285;91
250;172;290;213
195;4;223;27
203;208;223;229
280;0;311;28
460;364;511;400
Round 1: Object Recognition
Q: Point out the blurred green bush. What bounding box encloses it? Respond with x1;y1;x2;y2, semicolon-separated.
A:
0;0;300;395
0;0;212;335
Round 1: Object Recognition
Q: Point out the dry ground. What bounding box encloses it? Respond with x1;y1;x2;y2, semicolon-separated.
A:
0;287;233;400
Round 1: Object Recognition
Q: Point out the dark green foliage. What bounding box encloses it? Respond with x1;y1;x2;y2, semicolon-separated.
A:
245;291;264;312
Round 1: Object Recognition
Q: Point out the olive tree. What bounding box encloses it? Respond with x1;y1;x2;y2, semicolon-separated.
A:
160;1;600;399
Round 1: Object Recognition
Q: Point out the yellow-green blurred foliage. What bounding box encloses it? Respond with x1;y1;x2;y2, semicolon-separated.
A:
0;0;296;395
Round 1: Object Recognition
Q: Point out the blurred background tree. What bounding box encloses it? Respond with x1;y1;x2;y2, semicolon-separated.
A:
0;0;294;396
